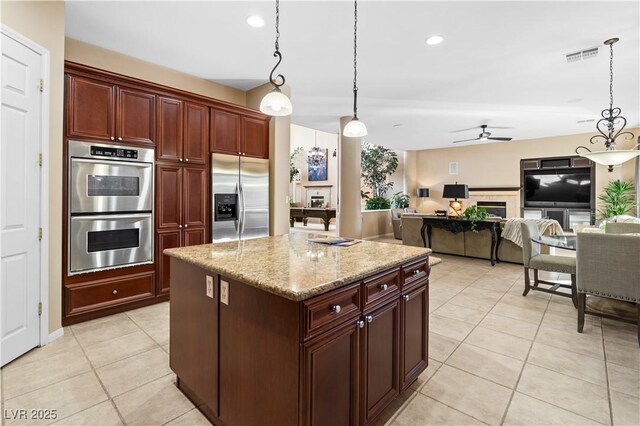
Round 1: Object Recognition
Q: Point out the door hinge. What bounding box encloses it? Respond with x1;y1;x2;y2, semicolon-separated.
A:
38;227;43;241
39;79;44;92
39;153;43;167
38;302;42;316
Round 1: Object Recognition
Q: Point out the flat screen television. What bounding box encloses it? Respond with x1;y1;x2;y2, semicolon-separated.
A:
524;168;592;208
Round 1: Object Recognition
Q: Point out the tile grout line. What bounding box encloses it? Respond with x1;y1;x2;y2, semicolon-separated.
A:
601;323;615;425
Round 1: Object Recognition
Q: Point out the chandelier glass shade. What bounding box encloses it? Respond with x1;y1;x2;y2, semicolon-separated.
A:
260;0;292;117
342;0;367;138
307;132;326;167
575;38;637;171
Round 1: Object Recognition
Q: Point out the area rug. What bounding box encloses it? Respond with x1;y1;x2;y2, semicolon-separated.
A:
429;256;442;267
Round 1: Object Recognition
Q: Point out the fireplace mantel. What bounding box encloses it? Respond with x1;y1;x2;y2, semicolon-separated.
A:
303;184;333;188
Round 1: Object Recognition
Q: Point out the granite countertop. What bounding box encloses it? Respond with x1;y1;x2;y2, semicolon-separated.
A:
164;234;431;301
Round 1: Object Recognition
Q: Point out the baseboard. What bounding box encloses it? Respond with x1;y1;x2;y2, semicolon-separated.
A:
48;327;64;343
362;232;395;241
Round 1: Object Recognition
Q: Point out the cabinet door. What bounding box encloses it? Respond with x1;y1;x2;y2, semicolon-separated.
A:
400;285;428;391
117;87;156;144
183;227;206;246
156;165;182;230
362;299;400;423
184;103;209;165
241;116;269;159
210;109;240;155
66;75;115;141
302;321;360;426
183;167;207;229
157;97;183;162
156;230;181;295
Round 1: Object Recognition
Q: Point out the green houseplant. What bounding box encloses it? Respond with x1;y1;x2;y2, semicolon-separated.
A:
391;192;410;209
361;143;398;210
598;180;636;219
462;205;488;232
365;196;391;210
289;147;304;183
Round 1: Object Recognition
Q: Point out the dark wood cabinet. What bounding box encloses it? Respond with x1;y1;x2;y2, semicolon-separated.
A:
157;97;184;162
117;87;155;145
362;300;400;423
66;75;116;141
241;116;269;158
156;165;183;230
210;109;241;155
156;231;181;295
184;103;209;165
400;283;428;391
302;320;361;426
183;167;207;228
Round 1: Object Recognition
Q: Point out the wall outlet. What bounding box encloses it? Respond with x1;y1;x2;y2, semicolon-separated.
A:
206;275;214;298
220;280;229;305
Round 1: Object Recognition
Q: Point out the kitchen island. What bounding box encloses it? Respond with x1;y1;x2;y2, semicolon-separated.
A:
165;234;431;426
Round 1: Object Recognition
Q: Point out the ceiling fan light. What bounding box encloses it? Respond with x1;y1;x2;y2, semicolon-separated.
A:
343;117;368;138
259;87;292;116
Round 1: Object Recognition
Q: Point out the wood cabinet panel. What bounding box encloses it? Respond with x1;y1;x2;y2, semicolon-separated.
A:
400;284;428;390
157;97;183;162
364;269;400;310
183;227;205;247
363;299;400;423
303;283;361;340
210;109;241;155
241;116;269;159
117;87;155;144
184;103;209;165
156;231;181;295
302;320;360;426
66;75;115;141
157;165;182;230
183;167;207;229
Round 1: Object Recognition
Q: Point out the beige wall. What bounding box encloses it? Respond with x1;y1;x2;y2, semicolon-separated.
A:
361;210;393;239
414;130;638;215
1;0;65;334
65;38;246;106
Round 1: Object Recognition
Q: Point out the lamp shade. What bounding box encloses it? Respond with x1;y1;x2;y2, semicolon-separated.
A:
417;188;430;198
442;184;469;199
343;117;368;137
579;150;640;167
259;88;293;116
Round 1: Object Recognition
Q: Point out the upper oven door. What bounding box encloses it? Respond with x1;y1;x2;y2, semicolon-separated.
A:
70;157;153;214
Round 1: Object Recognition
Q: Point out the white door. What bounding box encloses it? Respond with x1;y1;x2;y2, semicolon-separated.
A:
1;32;44;366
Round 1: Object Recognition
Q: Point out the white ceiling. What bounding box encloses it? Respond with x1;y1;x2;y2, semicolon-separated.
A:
65;1;640;150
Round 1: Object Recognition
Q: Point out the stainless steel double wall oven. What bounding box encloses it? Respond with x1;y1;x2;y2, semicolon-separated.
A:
68;140;154;275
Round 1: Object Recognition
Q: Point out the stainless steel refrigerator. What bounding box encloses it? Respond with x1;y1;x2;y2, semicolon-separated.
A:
211;153;269;242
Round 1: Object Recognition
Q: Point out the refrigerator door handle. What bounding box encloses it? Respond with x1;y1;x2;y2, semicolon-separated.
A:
234;183;239;232
239;182;246;235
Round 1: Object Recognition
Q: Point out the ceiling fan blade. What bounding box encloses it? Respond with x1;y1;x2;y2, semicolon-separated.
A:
487;137;512;141
486;126;513;129
453;138;480;143
450;127;481;134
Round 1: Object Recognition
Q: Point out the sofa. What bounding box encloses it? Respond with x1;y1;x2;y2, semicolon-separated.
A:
400;215;549;264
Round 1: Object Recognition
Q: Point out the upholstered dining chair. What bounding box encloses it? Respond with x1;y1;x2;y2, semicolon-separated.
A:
521;222;577;307
576;232;640;345
605;222;640;234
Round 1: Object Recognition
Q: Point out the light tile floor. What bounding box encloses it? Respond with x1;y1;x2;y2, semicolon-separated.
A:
1;254;638;426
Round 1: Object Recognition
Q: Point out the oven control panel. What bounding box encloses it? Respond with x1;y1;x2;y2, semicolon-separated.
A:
90;146;138;159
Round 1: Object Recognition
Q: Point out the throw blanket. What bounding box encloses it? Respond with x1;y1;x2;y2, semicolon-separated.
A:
502;218;564;247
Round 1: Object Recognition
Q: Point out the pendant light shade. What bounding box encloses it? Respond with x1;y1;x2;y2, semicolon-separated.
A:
575;38;636;171
343;117;368;138
260;0;292;117
342;0;367;138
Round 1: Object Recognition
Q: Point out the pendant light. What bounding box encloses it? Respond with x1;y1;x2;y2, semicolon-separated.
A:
259;0;293;116
307;131;326;167
575;38;639;171
343;0;368;137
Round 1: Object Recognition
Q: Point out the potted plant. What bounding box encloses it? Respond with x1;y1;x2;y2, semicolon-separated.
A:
365;196;391;210
598;179;636;219
361;143;398;201
289;147;304;183
461;205;488;231
391;192;410;209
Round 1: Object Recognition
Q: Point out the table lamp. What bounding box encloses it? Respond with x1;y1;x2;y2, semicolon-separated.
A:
442;183;468;216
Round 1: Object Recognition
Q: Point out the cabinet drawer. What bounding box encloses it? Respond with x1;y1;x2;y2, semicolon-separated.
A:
303;283;361;340
402;258;429;288
66;272;155;316
363;268;400;309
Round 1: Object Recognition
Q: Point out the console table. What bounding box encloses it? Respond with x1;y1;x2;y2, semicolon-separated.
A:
290;207;337;231
419;217;501;266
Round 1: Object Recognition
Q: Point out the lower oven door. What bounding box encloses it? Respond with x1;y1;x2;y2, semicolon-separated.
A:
69;213;153;275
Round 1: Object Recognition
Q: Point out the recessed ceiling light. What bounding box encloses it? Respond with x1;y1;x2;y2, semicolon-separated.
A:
246;15;265;28
425;35;444;46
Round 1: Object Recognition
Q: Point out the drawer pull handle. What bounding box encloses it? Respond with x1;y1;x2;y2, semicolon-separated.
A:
404;295;410;301
331;304;341;313
413;269;421;276
379;283;388;291
357;320;365;329
366;315;373;323
112;289;118;295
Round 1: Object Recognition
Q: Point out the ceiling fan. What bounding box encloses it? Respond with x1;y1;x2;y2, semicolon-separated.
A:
452;125;513;144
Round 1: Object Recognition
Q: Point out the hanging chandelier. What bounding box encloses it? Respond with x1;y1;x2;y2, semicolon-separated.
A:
575;38;639;172
259;0;293;116
342;0;368;138
307;132;326;167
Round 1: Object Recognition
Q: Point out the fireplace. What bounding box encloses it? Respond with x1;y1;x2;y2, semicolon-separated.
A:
310;196;325;208
477;201;507;218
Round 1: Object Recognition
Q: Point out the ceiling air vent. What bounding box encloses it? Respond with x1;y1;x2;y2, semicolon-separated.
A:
577;119;596;124
565;47;599;63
